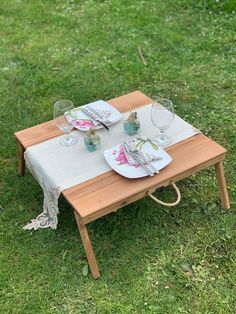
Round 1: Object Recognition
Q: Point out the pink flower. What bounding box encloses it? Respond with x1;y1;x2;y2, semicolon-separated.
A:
76;120;94;128
114;145;141;168
115;145;128;164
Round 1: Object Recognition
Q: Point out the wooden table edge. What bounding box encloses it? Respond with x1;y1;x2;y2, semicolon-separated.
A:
71;152;226;225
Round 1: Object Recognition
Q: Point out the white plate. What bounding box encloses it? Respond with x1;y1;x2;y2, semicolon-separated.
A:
65;100;122;131
103;137;172;178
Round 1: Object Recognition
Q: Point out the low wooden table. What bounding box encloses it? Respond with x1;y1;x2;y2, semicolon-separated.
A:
15;91;230;279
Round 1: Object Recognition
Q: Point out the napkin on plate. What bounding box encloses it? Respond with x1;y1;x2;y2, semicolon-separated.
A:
83;105;111;122
124;147;162;166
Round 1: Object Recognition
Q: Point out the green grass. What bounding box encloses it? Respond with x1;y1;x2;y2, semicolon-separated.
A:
0;0;236;313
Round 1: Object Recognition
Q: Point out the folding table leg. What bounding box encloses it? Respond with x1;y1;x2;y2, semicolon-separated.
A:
215;161;230;209
74;211;100;279
17;141;25;176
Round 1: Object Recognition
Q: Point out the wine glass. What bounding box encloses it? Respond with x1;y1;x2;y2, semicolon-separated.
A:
151;98;175;147
54;99;78;146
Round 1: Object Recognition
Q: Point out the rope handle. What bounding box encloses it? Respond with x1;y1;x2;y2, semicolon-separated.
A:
147;182;181;207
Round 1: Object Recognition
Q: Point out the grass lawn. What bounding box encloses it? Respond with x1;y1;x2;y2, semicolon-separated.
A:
0;0;236;313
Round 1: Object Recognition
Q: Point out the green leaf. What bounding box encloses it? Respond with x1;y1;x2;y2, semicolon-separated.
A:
192;198;199;204
135;142;142;148
82;264;89;276
150;142;159;150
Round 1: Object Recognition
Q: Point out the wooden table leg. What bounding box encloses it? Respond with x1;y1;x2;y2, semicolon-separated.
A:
74;211;100;279
215;161;230;209
17;140;25;176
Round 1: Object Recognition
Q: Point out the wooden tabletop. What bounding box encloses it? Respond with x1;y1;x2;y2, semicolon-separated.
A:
15;91;227;224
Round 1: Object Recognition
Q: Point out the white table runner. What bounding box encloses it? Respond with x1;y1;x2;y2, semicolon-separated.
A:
23;104;200;230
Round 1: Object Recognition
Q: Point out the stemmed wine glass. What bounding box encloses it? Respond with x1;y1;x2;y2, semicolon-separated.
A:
54;99;78;146
151;98;175;147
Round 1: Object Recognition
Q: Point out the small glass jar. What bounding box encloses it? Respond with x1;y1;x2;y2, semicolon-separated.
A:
84;129;101;152
123;112;140;136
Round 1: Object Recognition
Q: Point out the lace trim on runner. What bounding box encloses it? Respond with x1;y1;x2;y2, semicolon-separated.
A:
23;151;61;230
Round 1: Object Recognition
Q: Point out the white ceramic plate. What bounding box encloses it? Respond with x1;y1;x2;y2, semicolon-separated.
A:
65;100;122;131
103;137;172;178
